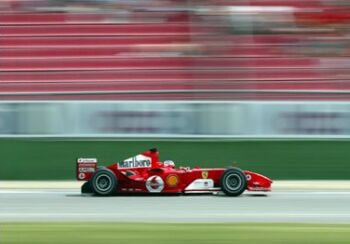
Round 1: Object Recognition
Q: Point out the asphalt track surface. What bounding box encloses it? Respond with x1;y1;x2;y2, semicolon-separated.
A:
0;189;349;223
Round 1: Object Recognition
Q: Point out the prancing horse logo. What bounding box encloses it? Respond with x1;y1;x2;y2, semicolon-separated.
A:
202;171;209;179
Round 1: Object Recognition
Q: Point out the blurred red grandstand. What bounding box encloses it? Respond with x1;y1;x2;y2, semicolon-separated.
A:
1;0;350;100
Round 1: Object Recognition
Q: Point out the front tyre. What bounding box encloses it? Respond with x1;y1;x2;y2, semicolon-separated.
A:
220;167;247;196
91;168;117;196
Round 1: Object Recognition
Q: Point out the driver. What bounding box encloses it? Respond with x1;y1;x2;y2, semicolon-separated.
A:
163;160;175;168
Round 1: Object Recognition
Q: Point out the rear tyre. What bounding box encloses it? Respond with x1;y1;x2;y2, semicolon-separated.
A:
220;167;247;196
91;168;117;196
81;181;93;194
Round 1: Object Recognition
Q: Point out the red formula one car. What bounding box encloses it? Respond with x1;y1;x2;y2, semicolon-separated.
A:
76;148;272;196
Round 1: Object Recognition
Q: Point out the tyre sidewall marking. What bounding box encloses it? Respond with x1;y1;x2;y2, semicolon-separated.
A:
95;173;113;193
224;173;243;191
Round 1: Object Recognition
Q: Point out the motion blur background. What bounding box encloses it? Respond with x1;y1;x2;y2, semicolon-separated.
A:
1;0;350;180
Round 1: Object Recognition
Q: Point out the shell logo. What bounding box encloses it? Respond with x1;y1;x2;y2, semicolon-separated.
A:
166;174;179;187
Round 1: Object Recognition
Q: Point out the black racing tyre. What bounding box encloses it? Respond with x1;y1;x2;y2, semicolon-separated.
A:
91;168;117;196
220;167;247;196
81;181;93;194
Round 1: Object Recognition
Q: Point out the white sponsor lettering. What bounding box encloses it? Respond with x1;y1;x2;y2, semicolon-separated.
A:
77;158;97;163
118;155;151;169
79;167;95;173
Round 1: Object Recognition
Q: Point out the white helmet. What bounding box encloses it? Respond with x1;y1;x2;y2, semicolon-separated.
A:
164;160;175;168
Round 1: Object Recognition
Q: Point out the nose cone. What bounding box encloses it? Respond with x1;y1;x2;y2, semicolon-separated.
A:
244;170;272;192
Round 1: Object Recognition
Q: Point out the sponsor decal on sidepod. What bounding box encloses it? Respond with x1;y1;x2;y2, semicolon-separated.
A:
145;176;164;193
166;174;179;187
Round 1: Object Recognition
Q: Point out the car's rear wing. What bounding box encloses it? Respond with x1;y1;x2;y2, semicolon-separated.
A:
76;158;97;181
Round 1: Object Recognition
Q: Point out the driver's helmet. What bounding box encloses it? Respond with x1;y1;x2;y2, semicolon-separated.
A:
163;160;175;168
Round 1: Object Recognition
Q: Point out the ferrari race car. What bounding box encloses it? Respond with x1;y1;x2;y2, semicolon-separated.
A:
76;148;272;196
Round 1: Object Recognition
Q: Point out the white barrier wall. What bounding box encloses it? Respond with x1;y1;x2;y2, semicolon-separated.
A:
1;101;350;137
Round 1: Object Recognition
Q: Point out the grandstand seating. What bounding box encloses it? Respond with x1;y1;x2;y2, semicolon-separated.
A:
0;12;115;24
1;1;350;100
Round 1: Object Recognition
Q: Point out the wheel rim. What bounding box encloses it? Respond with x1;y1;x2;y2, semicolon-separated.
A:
225;173;242;191
95;174;113;192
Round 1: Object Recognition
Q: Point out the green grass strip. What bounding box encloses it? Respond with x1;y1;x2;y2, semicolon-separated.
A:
1;223;350;244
